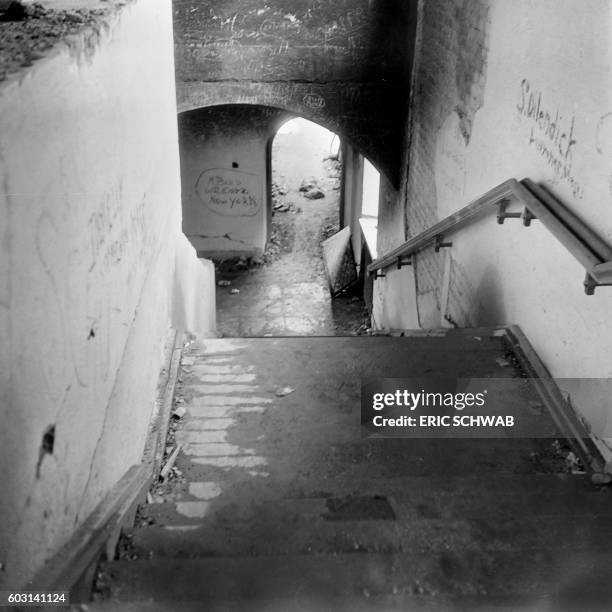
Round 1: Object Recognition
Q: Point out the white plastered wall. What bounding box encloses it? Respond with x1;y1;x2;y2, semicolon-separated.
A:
378;0;612;456
0;0;215;587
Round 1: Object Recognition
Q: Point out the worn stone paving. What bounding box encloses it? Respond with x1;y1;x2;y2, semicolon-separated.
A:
96;332;612;611
214;118;367;338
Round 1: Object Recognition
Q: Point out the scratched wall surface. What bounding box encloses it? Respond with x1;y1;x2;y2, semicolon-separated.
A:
173;0;417;186
179;105;288;257
0;0;214;587
376;0;612;453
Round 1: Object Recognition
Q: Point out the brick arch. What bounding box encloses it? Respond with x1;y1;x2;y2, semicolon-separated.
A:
177;84;400;186
173;0;419;187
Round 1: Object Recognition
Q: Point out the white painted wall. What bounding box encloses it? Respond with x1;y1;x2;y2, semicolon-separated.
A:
180;129;269;258
361;159;380;218
386;0;612;456
0;0;214;587
372;173;419;330
341;144;364;268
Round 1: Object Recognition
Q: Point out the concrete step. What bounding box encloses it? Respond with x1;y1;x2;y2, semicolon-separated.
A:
173;437;567;487
125;512;612;560
71;596;552;612
95;332;612;611
98;551;612;610
125;473;612;558
147;472;612;519
183;335;521;382
125;472;611;568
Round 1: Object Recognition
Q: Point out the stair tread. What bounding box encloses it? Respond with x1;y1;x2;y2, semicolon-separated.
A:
98;333;610;611
100;551;612;607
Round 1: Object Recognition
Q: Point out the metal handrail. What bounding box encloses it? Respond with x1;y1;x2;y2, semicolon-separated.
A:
367;177;612;294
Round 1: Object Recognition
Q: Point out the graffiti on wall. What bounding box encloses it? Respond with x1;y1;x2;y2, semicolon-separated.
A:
595;112;612;201
196;168;262;217
517;79;583;199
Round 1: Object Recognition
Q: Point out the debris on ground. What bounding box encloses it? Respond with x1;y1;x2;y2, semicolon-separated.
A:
0;2;112;79
172;406;186;420
160;444;181;481
275;386;295;397
272;181;301;215
495;357;511;367
299;177;319;192
303;188;325;200
321;222;339;240
565;451;585;474
499;347;527;377
217;279;231;287
215;127;370;336
298;177;326;200
230;288;240;294
273;201;300;213
271;182;287;197
323;156;342;182
529;439;584;474
92;564;112;600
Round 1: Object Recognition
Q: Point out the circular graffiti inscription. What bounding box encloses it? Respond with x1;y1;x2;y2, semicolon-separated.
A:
196;168;262;217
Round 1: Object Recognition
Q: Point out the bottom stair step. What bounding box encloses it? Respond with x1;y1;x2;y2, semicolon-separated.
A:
96;551;612;611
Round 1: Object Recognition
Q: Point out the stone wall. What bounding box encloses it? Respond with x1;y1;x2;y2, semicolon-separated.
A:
173;0;418;186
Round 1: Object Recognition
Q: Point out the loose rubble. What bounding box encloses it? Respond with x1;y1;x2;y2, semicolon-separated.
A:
0;2;114;80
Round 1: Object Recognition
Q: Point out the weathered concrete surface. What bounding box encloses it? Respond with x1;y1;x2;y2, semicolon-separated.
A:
173;0;417;185
374;0;612;458
172;235;217;334
97;333;612;610
215;119;347;336
0;1;125;79
0;0;215;589
179;105;288;257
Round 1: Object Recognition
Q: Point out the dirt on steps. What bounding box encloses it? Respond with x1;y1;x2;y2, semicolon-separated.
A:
215;122;369;337
92;333;612;610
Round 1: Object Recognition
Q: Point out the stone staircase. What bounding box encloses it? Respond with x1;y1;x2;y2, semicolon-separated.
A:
91;331;612;611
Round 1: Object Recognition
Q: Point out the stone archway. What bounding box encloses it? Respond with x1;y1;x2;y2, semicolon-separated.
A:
178;103;381;259
173;0;419;187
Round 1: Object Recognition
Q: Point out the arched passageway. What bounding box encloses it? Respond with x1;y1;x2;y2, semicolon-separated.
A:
213;116;370;337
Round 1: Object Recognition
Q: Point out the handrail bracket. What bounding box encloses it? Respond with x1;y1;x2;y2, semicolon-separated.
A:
396;256;412;269
584;273;612;296
368;178;612;296
497;199;537;227
497;199;522;224
434;235;453;252
522;208;537;226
